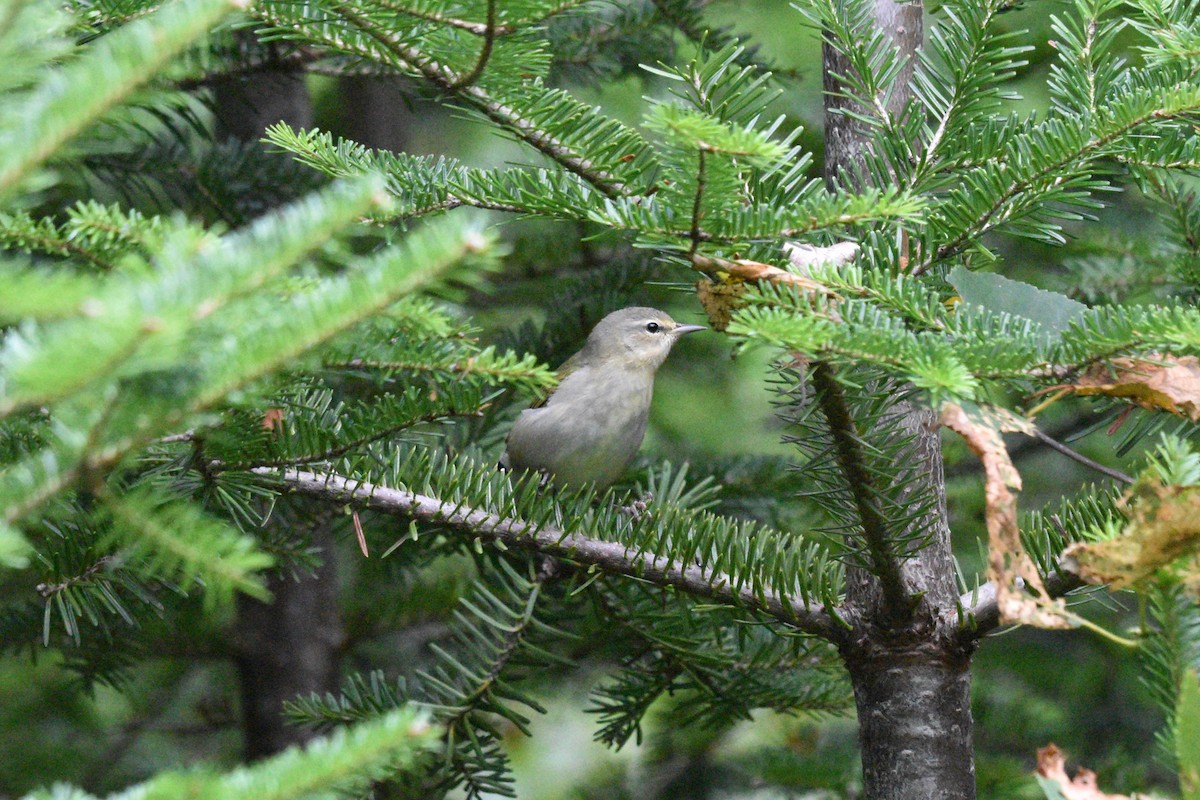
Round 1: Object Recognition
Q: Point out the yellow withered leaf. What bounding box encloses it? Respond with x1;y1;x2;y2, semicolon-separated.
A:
1062;476;1200;596
1069;356;1200;421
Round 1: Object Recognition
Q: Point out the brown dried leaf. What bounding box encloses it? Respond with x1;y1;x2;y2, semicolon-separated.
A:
941;403;1069;628
1069;356;1200;421
262;408;286;432
1062;477;1200;595
691;253;832;293
1036;744;1135;800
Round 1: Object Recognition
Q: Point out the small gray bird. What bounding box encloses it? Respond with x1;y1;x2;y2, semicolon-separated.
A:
500;307;704;490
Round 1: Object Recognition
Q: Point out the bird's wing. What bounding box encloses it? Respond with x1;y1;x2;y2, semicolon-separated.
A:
528;350;585;409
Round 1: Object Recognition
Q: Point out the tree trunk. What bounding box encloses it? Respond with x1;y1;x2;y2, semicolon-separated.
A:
212;65;345;761
336;75;415;154
234;521;343;760
820;3;980;798
844;643;975;800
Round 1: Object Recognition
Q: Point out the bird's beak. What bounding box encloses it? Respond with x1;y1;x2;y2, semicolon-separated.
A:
673;324;706;337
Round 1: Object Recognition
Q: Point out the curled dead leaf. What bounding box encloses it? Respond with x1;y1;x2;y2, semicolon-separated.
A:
941;403;1068;629
1036;744;1135;800
691;253;832;294
692;252;837;331
1067;356;1200;421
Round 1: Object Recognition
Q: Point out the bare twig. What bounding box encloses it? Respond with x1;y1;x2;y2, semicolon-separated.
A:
255;468;844;641
1031;427;1134;485
688;148;707;259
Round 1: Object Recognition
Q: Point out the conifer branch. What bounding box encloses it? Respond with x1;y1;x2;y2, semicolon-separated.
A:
956;569;1082;641
809;363;913;620
374;0;515;35
325;1;627;196
257;468;844;641
217;407;482;471
371;0;588;34
448;0;497;89
35;555;114;599
916;98;1200;273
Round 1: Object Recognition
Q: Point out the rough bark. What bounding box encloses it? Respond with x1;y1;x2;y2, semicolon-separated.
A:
233;516;343;760
843;640;975;800
820;3;979;798
212;65;344;761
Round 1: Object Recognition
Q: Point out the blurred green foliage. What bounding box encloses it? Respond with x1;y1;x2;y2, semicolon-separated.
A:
3;0;1199;797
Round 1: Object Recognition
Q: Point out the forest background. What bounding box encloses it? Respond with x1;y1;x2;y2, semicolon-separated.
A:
1;0;1198;798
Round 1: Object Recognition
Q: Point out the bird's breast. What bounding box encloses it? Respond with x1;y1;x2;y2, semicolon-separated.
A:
504;366;655;488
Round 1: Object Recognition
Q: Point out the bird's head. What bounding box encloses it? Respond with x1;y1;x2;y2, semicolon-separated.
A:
583;307;705;371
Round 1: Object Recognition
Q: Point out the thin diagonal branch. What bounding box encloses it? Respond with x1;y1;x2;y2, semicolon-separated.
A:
255;468;844;642
373;0;514;35
1031;427;1134;485
688;147;707;258
809;363;913;621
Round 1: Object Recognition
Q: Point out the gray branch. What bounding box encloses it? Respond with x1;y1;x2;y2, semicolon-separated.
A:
254;468;844;642
955;570;1084;642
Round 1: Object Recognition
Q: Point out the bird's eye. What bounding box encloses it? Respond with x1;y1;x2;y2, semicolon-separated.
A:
645;322;661;333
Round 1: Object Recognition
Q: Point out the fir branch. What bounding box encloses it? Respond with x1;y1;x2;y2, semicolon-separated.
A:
0;0;240;196
136;706;439;799
918;77;1200;272
809;364;913;620
320;1;629;195
373;0;514;35
371;0;588;34
35;555;114;599
257;468;844;641
956;569;1082;640
0;217;116;271
448;0;498;89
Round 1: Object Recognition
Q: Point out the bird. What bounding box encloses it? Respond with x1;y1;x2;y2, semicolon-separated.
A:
499;307;704;491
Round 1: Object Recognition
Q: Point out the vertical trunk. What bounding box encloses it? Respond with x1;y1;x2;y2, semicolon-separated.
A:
212;65;345;760
336;75;415;154
234;521;343;760
822;0;922;188
845;645;975;800
820;3;978;798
